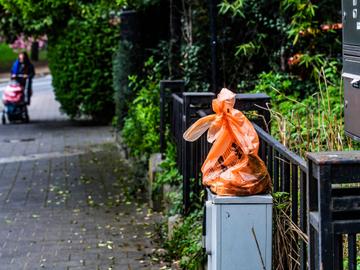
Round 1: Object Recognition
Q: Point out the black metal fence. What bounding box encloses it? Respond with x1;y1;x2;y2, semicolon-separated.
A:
159;80;360;269
255;122;308;269
307;152;360;270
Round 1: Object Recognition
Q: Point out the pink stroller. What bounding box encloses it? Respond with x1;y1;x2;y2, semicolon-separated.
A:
2;75;30;124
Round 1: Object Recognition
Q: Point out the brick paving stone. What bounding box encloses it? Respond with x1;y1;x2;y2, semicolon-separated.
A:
0;80;164;270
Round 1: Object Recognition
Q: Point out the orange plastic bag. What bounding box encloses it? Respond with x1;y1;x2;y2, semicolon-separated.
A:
183;88;271;196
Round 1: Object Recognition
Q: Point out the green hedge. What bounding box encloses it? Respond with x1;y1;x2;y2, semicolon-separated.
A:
113;41;143;127
122;57;162;157
48;4;119;121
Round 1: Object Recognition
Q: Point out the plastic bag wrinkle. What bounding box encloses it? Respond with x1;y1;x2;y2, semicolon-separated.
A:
183;88;271;196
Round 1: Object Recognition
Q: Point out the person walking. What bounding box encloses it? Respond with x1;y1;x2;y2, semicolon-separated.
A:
10;52;35;105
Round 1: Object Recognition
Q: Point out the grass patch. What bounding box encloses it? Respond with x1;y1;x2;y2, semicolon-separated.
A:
0;43;17;63
39;49;48;62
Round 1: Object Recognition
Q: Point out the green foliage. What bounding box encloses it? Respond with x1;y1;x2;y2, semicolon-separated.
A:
163;209;204;269
218;0;341;87
251;59;356;156
154;144;204;266
281;0;317;44
166;186;183;217
153;142;183;216
116;0;159;9
154;143;182;190
250;70;314;99
219;0;288;62
48;3;119;120
343;256;360;270
273;192;290;210
1;0;72;35
0;43;17;71
122;57;161;157
0;43;16;61
219;0;246;18
235;40;261;57
113;41;141;127
181;43;209;92
0;0;118;35
0;6;24;42
298;53;325;79
218;0;290;88
1;1;120;120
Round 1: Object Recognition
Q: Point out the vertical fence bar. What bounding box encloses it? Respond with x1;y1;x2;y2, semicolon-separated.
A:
182;94;191;214
267;145;273;180
159;80;185;157
300;170;307;270
273;151;279;192
181;93;214;214
348;234;357;270
283;157;290;194
160;84;165;157
260;138;266;162
334;234;344;270
193;140;200;199
172;94;183;173
291;164;299;224
291;163;299;269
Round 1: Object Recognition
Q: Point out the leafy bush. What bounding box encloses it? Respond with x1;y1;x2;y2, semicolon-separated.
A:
113;39;170;129
113;41;142;127
153;142;183;216
181;43;210;92
121;57;161;157
48;4;119;120
116;0;160;9
217;0;341;88
153;143;181;190
163;209;204;269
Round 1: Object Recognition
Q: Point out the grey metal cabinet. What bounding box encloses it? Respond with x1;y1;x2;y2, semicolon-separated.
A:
205;191;272;270
343;0;360;140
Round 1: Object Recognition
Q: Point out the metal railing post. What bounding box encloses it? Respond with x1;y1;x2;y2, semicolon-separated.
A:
307;151;360;270
159;80;184;158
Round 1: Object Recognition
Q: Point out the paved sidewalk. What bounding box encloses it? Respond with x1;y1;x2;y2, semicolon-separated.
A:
0;80;162;269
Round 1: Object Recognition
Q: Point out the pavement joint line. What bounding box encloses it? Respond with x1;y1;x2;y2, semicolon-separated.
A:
3;161;22;204
0;148;103;165
43;159;52;207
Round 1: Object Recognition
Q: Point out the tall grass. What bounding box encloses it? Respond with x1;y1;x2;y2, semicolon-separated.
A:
264;68;357;157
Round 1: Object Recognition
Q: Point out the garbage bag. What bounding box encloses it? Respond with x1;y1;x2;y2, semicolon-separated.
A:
183;88;271;196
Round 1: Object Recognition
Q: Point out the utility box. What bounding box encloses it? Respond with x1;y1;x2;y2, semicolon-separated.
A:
205;190;272;270
342;0;360;140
